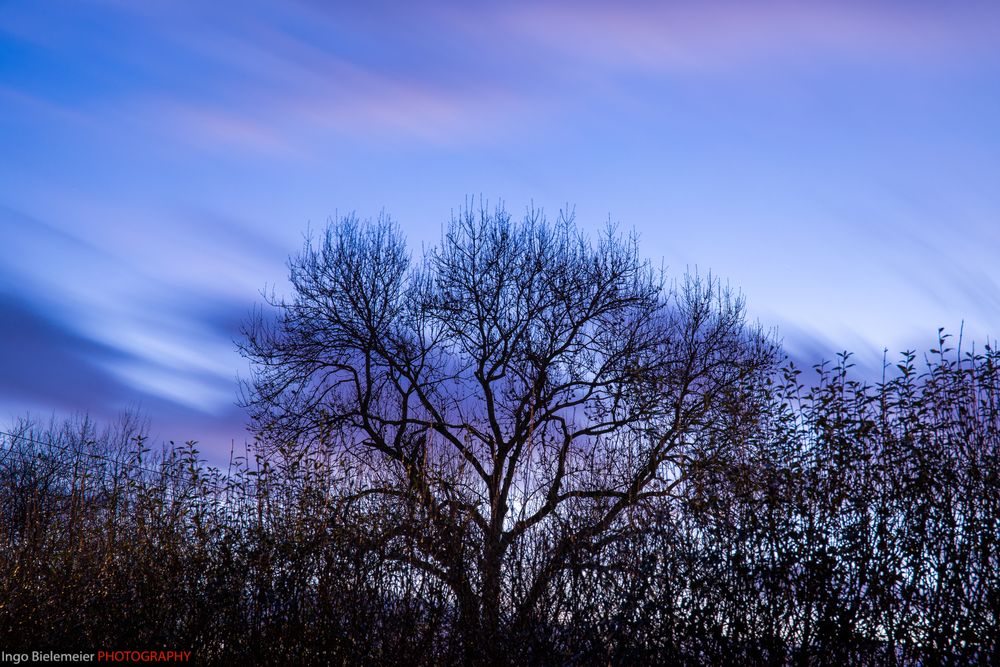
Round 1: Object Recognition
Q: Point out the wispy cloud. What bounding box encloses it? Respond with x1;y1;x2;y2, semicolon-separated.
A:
6;1;536;153
6;1;998;157
494;1;1000;75
0;293;134;410
2;0;998;461
0;205;252;418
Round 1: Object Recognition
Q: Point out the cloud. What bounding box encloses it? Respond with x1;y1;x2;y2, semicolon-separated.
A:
75;2;531;152
2;0;547;154
494;1;1000;75
0;204;255;421
771;317;890;386
14;1;996;158
0;285;252;463
0;287;249;413
0;293;136;410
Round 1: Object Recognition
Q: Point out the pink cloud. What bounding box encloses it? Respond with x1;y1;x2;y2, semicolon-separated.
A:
494;1;1000;75
140;101;299;156
17;1;998;156
111;5;534;153
134;73;525;156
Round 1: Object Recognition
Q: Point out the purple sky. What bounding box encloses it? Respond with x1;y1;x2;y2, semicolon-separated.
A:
2;1;999;463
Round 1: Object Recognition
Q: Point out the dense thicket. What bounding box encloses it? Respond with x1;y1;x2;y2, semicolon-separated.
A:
2;337;998;664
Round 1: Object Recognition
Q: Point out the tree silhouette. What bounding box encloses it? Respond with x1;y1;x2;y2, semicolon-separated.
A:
239;202;775;663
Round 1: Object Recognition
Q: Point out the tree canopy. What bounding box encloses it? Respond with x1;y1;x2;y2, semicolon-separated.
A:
239;203;776;662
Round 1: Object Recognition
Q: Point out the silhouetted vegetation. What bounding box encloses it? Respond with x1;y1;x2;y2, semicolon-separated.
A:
2;207;997;665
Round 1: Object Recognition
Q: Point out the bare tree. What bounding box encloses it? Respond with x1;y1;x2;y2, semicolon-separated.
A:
239;202;776;663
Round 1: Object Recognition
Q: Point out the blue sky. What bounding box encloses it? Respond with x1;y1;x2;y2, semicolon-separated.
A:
2;1;999;461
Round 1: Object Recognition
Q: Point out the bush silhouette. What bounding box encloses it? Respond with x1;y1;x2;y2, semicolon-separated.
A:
2;207;997;665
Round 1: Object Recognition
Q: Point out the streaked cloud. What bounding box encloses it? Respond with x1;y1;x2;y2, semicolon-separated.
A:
495;1;1000;74
0;293;134;410
0;204;252;420
1;0;998;461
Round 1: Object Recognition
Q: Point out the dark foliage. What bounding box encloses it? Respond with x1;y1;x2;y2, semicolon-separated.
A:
2;207;997;665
